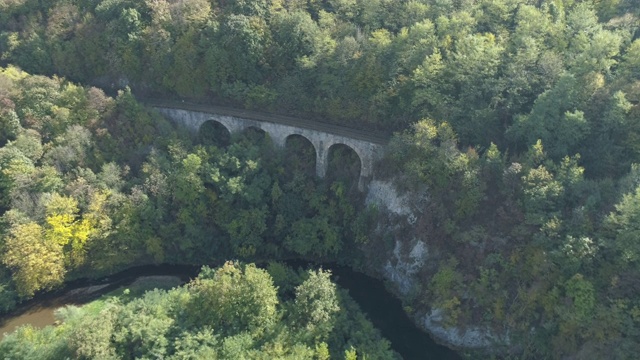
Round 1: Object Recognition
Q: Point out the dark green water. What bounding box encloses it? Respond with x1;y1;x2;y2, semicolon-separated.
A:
0;263;461;359
330;265;462;360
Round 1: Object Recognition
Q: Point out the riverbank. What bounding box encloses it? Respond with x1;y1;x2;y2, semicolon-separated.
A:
0;263;461;359
0;273;188;338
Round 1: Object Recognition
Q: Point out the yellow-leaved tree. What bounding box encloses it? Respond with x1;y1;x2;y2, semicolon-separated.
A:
44;193;93;267
2;222;65;297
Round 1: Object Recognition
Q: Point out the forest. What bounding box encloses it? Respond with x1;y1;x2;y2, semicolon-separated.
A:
0;66;385;358
1;0;640;358
0;262;398;359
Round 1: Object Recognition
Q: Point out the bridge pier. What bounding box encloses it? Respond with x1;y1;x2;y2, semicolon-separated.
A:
359;155;374;191
316;140;329;179
269;132;288;148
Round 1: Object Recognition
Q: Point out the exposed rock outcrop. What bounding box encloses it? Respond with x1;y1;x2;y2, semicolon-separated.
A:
366;179;509;351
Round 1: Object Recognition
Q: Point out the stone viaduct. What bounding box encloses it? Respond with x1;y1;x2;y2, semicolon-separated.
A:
152;104;387;190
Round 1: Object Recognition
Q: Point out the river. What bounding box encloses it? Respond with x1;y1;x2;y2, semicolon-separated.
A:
0;263;461;360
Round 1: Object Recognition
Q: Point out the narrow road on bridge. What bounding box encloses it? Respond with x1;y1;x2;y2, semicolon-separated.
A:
143;99;390;145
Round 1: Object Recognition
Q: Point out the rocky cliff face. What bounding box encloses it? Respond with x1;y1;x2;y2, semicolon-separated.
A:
365;180;507;350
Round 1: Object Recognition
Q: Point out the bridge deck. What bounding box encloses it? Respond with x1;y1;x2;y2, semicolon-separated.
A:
143;99;390;145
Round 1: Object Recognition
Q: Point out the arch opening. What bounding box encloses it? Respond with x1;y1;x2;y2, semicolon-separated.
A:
284;134;317;177
326;143;361;188
199;120;231;147
238;126;269;145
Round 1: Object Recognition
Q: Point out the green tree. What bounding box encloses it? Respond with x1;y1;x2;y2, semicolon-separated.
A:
169;328;219;360
66;305;118;360
187;263;279;336
508;74;590;159
0;106;21;147
218;14;269;86
605;185;640;269
292;269;340;341
521;165;564;226
564;3;622;76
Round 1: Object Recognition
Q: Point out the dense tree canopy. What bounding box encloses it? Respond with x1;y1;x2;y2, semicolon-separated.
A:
0;66;369;305
379;119;640;358
0;263;397;360
0;0;636;173
1;0;640;357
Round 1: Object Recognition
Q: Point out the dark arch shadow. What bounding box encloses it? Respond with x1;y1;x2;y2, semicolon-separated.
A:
238;126;270;145
327;143;361;187
284;134;317;177
199;120;231;147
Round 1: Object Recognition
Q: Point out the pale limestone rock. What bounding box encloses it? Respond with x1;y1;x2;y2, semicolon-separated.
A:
421;309;502;349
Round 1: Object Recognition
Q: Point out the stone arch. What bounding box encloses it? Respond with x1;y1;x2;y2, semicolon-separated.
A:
240;125;269;143
284;133;316;151
284;134;317;176
199;119;232;146
324;143;363;185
